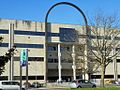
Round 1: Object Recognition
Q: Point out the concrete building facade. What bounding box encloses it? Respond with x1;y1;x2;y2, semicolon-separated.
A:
0;19;120;83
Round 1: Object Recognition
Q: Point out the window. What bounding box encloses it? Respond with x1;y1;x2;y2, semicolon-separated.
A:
60;28;77;42
0;43;44;48
48;46;57;51
48;58;58;63
14;57;44;61
14;76;44;80
2;81;19;85
67;47;70;51
54;59;58;63
91;75;114;79
53;47;57;51
2;82;11;85
29;57;44;61
117;59;120;62
48;58;54;63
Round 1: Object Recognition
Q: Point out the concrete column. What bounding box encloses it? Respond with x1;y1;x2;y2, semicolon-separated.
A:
113;55;117;81
58;43;62;82
8;23;14;80
72;45;76;80
84;44;89;80
111;35;118;81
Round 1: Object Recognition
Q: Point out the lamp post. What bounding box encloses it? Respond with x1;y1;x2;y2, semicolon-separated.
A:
45;2;88;82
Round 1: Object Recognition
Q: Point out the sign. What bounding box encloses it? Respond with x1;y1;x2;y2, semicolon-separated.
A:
20;49;28;67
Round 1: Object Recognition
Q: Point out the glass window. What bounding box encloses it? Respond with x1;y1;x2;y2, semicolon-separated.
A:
67;47;70;51
48;58;54;63
60;28;77;42
11;82;19;85
28;57;44;61
2;82;11;85
2;81;19;85
48;46;57;51
54;59;58;63
117;59;120;62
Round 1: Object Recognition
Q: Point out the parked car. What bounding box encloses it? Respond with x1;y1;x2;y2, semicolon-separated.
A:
114;81;120;85
69;79;96;88
0;80;25;90
31;82;43;88
105;80;113;84
104;80;120;87
23;82;31;88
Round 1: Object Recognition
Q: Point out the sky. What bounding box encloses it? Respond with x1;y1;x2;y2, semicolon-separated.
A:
0;0;120;25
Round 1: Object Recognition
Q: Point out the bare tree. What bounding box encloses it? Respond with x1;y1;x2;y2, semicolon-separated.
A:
75;45;101;80
62;44;100;80
88;12;120;87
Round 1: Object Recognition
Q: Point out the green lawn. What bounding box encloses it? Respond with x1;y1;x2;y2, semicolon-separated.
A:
64;87;120;90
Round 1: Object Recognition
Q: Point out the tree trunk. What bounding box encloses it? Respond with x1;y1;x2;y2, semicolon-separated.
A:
100;64;105;87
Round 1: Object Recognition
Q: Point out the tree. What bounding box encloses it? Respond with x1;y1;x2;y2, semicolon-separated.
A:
88;12;120;87
75;45;101;80
0;36;16;75
61;44;100;80
0;36;3;43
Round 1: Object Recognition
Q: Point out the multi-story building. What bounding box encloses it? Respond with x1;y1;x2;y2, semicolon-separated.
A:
0;19;120;83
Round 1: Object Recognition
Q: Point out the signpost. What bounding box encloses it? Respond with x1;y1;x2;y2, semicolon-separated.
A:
20;49;28;90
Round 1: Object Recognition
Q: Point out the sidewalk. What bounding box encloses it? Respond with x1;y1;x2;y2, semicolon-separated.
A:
46;82;70;88
28;82;70;90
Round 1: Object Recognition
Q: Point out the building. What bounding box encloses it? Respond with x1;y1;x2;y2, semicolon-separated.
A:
0;19;120;84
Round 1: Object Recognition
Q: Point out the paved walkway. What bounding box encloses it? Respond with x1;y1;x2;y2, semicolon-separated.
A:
29;82;70;90
47;82;69;87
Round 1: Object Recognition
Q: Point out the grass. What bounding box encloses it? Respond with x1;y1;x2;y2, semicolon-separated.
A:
64;87;120;90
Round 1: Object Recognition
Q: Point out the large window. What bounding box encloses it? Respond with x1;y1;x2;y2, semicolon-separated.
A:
60;28;77;42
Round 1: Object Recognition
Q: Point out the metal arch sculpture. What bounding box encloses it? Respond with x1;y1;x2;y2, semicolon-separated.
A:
45;2;88;42
44;2;88;82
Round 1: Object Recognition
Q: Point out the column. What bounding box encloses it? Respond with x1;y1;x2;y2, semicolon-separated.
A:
72;45;76;81
112;35;118;81
8;23;14;80
113;53;117;81
58;43;62;82
112;36;118;81
84;44;89;80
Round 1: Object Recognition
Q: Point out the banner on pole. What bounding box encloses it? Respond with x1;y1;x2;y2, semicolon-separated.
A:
20;49;28;67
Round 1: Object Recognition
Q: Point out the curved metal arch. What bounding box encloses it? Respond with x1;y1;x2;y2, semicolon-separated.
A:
44;2;88;82
45;2;88;41
45;2;88;27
